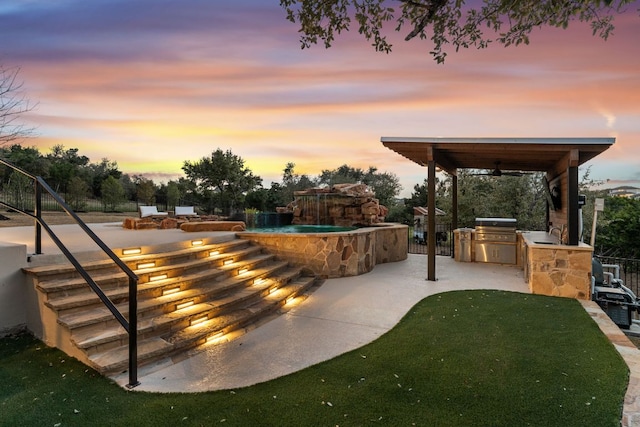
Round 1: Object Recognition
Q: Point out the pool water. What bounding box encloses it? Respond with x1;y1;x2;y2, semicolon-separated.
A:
245;225;358;233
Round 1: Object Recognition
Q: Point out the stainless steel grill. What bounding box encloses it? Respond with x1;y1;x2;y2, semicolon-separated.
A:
474;218;517;264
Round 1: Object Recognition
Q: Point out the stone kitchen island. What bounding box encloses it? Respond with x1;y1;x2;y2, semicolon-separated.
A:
454;227;593;300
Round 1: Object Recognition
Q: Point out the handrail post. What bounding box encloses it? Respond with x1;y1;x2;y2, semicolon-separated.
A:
35;181;42;254
127;276;140;388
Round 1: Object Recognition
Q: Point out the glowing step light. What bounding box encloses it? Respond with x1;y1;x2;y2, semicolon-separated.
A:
190;315;209;326
149;274;168;282
238;268;248;275
206;332;225;343
137;262;156;269
191;239;204;246
209;250;220;257
122;247;142;256
176;300;194;310
162;287;181;296
253;277;265;286
223;259;234;266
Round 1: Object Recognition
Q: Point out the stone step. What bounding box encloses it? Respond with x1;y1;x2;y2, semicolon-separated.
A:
59;260;292;332
72;270;295;353
24;238;249;280
34;243;262;299
89;277;318;374
27;235;322;376
46;253;278;314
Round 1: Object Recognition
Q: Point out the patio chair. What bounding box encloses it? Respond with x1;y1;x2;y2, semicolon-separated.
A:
139;205;169;219
174;206;199;219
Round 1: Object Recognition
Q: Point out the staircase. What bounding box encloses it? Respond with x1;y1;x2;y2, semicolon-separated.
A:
23;236;320;375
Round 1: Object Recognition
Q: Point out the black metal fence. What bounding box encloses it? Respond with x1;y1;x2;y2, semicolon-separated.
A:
408;223;453;257
1;188;158;214
595;255;640;297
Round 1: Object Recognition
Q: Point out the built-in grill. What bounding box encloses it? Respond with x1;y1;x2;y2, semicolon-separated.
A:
474;218;517;264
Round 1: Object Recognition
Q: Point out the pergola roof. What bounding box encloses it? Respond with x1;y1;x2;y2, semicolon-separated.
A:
381;137;614;174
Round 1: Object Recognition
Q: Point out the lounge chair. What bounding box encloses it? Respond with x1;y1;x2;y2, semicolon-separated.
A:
139;205;169;219
174;206;199;219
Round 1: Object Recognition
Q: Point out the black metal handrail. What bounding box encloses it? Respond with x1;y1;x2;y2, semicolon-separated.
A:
0;158;140;387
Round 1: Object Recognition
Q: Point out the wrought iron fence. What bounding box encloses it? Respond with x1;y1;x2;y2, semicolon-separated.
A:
595;255;640;297
408;223;452;257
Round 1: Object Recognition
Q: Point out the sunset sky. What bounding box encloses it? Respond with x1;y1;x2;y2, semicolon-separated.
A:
2;1;639;197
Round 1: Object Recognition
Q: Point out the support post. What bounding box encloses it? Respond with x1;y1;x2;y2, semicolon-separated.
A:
427;159;436;281
451;172;458;258
568;165;579;245
567;150;580;245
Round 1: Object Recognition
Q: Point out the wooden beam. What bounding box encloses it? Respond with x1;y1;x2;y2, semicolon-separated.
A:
452;172;458;259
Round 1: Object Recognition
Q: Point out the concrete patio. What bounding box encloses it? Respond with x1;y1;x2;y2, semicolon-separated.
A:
1;222;639;425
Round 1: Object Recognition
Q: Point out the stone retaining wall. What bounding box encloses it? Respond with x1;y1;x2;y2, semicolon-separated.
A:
237;224;408;278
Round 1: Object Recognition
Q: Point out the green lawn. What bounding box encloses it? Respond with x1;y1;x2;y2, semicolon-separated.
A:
0;290;628;426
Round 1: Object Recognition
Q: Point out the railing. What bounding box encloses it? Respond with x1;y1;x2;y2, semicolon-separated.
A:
0;159;140;388
595;255;640;298
408;223;453;257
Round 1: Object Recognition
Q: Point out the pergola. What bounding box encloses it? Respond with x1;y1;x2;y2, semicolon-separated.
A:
381;137;615;281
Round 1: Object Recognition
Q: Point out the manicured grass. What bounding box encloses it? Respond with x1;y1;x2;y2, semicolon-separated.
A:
0;290;628;426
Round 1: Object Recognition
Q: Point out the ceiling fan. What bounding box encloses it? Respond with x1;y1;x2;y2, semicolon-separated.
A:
470;161;530;177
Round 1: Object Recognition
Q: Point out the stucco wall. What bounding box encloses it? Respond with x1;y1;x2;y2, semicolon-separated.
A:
0;242;28;336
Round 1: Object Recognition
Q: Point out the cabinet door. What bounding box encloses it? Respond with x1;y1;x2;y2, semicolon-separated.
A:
474;242;516;264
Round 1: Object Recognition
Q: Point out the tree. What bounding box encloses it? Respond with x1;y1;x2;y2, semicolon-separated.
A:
84;158;122;198
280;0;634;62
165;181;181;210
0;144;48;179
1;66;35;145
135;177;157;206
46;145;89;194
182;149;262;216
65;176;89;211
595;196;640;258
101;175;125;212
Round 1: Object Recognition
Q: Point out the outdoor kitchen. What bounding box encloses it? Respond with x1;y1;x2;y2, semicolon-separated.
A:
382;137;614;300
454;217;593;300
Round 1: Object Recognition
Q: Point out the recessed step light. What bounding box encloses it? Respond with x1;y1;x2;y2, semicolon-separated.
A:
162;287;180;296
149;274;168;282
137;262;155;269
191;239;204;246
176;301;194;310
122;247;142;256
209;250;220;257
190;315;208;326
223;259;234;266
